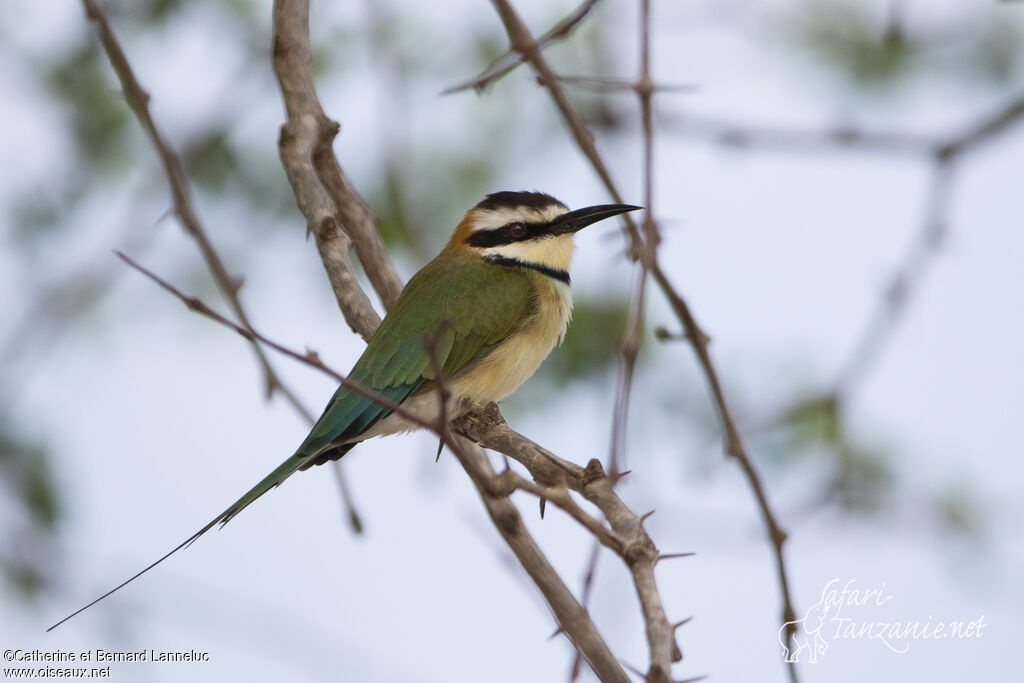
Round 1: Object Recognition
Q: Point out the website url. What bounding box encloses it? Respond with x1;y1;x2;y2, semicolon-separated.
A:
3;667;110;679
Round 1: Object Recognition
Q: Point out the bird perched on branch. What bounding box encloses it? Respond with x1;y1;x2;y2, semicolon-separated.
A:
50;191;640;630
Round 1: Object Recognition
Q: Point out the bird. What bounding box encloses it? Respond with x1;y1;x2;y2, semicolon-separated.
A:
49;191;640;630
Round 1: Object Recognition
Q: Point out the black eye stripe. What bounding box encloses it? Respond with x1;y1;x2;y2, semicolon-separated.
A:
466;222;549;248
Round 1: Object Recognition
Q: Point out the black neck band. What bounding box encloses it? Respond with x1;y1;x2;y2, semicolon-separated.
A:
485;255;571;286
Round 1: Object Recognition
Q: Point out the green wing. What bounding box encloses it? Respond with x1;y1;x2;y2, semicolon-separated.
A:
46;253;535;632
295;252;534;466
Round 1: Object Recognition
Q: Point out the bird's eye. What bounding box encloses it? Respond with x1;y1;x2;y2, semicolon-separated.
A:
508;223;526;238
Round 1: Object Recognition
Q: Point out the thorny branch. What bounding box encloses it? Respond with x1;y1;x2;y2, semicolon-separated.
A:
442;0;602;95
82;0;293;409
121;249;632;683
681;93;1024;414
485;1;798;680
457;407;684;683
270;1;667;681
80;0;363;533
579;1;659;677
116;252;434;432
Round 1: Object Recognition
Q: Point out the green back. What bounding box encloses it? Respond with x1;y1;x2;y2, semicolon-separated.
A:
295;250;535;460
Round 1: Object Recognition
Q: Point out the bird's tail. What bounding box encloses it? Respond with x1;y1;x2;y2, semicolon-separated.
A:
47;450;322;632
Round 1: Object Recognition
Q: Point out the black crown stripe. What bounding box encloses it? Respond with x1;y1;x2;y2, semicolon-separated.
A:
474;191;567;213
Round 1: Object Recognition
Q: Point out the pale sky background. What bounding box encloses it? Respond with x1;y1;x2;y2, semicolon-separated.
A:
1;0;1022;682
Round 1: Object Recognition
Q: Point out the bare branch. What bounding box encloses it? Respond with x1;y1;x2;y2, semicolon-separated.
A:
556;75;697;94
665;114;938;155
80;0;364;533
483;1;795;678
610;0;658;474
443;0;603;95
652;260;799;683
450;436;632;683
664;90;1024;162
937;92;1024;160
121;249;634;683
569;540;603;682
488;0;643;254
835;161;954;395
115;252;435;432
456;405;683;682
82;0;286;403
272;0;402;328
269;3;642;679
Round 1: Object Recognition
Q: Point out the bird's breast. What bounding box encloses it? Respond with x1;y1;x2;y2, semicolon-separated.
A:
451;275;572;405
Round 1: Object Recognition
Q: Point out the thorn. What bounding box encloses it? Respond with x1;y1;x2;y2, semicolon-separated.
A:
304;349;322;365
658;552;695;562
435;437;444;463
539;497;547;519
263;374;277;400
348;510;364;535
608;470;632;486
672;616;694;630
548;624;564;641
640;509;656;522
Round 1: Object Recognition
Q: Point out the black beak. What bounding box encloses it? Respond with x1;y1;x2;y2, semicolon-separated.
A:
549;203;643;235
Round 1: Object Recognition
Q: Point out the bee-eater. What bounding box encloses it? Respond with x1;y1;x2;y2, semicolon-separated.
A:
49;191;640;629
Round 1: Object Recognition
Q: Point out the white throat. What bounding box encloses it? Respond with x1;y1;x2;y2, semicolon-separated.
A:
479;234;576;272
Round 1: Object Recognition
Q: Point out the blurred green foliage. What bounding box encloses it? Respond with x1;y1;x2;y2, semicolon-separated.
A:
46;42;132;170
794;2;917;87
541;296;631;384
934;486;984;536
791;0;1022;90
770;393;895;513
0;429;61;601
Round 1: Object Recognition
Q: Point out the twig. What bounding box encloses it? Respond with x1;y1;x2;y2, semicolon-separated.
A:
598;1;658;645
665;90;1024;161
83;0;290;406
556;75;697;94
835;161;954;395
488;0;643;255
442;0;603;95
115;252;435;432
484;1;795;679
450;436;632;683
270;3;643;679
652;261;799;683
569;539;603;683
936;92;1024;160
610;0;658;473
457;405;683;683
120;247;634;683
666;114;938;155
831;93;1024;397
80;0;364;534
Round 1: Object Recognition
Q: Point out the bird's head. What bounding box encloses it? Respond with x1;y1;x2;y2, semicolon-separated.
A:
450;191;641;276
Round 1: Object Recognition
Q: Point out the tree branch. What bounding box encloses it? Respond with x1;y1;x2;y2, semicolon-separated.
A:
80;0;364;533
272;0;402;326
119;249;634;683
456;405;683;683
449;436;632;683
268;2;645;680
483;2;796;679
442;0;603;95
